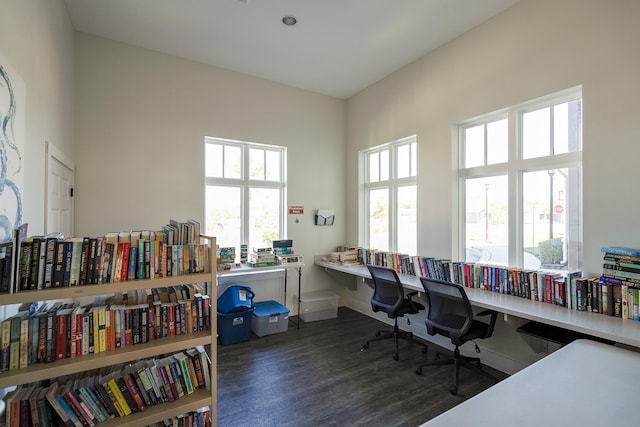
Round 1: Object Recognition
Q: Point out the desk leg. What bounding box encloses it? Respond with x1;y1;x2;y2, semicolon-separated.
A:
297;267;302;330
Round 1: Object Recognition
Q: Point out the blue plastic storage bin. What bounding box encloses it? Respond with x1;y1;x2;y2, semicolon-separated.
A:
217;285;255;314
218;308;254;345
252;300;290;337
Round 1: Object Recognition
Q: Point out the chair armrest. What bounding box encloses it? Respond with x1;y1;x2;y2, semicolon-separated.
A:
477;309;498;337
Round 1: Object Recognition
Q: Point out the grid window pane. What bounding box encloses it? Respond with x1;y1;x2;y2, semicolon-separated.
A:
397;185;417;255
205;144;223;177
265;150;280;181
523;168;574;270
522;107;551;159
487;119;508;164
379;150;389;181
224;145;241;179
397;144;410;178
369;152;380;182
465;175;508;266
249;148;264;180
369;188;389;252
249;188;281;250
205;186;241;252
465;125;485;168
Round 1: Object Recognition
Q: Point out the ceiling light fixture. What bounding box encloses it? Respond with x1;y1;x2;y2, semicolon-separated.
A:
282;16;297;26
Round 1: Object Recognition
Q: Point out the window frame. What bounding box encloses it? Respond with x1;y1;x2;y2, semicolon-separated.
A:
360;135;417;253
457;87;583;269
204;137;287;248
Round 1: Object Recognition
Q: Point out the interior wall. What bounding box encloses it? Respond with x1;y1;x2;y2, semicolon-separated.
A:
0;0;75;238
74;33;346;308
343;0;640;373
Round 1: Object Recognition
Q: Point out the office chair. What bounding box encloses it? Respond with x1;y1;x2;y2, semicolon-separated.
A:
416;277;498;395
361;265;427;360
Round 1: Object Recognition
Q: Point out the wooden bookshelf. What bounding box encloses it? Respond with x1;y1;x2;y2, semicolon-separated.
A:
0;234;218;425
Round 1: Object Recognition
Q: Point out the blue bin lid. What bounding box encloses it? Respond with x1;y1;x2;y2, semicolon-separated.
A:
253;300;290;317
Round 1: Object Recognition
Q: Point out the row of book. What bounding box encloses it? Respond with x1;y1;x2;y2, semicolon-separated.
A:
149;407;212;427
331;246;640;320
3;346;212;427
0;219;210;294
0;284;211;373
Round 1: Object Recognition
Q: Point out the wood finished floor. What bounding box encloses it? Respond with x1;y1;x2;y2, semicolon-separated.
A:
217;307;506;427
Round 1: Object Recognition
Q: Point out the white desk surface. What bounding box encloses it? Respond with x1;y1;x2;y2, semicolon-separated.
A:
217;262;304;278
421;339;640;427
314;257;640;348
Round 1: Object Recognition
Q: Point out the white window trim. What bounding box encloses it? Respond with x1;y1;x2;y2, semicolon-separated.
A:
360;135;417;252
455;86;582;268
204;136;287;243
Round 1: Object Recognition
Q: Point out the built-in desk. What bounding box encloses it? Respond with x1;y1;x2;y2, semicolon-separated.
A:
218;262;304;328
315;256;640;348
421;339;640;427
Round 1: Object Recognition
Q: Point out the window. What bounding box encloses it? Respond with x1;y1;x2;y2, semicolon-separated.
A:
361;136;417;254
459;87;582;271
205;137;286;258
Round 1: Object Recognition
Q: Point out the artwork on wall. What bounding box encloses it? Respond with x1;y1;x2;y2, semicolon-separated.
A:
0;53;25;242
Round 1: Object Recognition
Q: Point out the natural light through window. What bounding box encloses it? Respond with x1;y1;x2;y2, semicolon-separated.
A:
459;87;582;271
361;136;417;255
205;137;286;262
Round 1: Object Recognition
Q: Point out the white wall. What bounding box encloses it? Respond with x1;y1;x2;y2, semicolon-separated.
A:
343;0;640;373
73;34;346;309
0;0;75;237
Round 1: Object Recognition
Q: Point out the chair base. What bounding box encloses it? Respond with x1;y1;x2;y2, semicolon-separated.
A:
416;346;497;395
361;322;428;361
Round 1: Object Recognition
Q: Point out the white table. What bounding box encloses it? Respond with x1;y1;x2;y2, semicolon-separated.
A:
314;256;640;348
421;339;640;427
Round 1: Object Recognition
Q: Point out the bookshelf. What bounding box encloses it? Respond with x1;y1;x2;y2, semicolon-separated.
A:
0;234;217;425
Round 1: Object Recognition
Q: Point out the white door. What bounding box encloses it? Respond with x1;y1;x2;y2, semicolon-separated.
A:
46;141;74;237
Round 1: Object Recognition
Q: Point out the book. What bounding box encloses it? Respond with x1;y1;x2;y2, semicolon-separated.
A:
105;377;132;416
0;316;11;371
68;237;84;286
122;372;146;412
43;236;59;289
601;246;640;258
45;382;77;427
173;352;194;394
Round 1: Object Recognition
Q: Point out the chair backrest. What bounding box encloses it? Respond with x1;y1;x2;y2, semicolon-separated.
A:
419;277;474;345
366;265;405;315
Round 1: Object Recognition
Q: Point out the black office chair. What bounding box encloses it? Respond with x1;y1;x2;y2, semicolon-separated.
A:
416;277;498;395
361;265;427;360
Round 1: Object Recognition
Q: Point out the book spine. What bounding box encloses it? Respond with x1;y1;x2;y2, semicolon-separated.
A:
28;237;41;290
105;378;132;416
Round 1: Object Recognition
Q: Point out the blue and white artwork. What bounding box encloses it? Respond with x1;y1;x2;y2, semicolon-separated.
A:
0;53;25;242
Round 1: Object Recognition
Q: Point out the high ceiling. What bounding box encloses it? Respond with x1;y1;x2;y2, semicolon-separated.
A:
64;0;520;99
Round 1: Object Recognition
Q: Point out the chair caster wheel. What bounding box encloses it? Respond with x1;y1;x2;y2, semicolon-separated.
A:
393;354;399;361
416;368;422;375
375;331;381;337
361;344;368;351
449;386;458;395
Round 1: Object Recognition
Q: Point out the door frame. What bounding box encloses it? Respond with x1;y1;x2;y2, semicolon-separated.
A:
45;140;75;236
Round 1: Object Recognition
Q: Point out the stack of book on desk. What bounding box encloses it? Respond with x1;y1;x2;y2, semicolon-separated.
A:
247;248;277;268
273;240;302;264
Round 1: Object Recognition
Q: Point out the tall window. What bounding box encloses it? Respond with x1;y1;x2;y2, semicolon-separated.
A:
204;137;286;258
361;136;417;254
459;87;582;271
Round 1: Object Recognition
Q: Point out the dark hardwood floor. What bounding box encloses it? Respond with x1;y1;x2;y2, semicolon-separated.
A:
217;307;506;427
